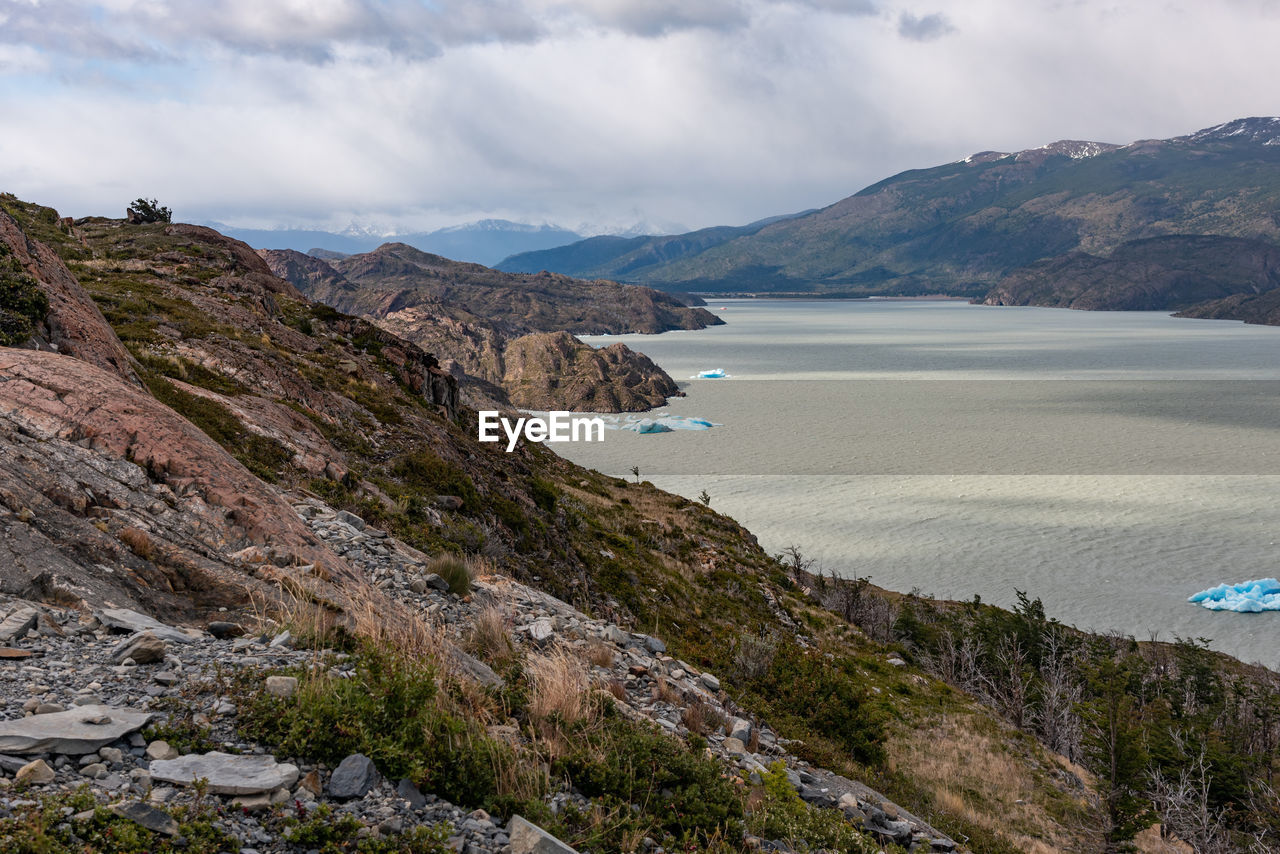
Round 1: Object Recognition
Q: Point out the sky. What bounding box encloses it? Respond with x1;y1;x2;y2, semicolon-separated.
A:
2;0;1280;236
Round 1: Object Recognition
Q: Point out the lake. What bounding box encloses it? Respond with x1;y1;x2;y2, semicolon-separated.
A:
553;299;1280;669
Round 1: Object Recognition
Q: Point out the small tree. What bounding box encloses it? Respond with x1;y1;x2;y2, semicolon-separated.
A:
698;489;711;506
127;198;172;224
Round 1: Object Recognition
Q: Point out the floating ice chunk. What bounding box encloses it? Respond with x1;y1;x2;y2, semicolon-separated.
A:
1188;578;1280;612
693;368;728;379
625;419;672;434
610;413;721;434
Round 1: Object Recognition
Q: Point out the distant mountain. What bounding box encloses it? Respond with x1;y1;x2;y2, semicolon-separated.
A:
495;212;815;279
215;219;583;266
502;119;1280;314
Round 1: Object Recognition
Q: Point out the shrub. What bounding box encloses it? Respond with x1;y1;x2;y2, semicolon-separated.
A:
552;714;744;846
238;646;508;807
0;254;48;347
128;197;172;223
748;762;880;853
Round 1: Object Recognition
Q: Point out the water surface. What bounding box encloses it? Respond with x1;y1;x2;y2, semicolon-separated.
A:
558;300;1280;668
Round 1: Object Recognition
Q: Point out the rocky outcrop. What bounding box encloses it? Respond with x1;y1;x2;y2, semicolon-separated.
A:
0;209;142;387
261;248;684;412
0;349;358;616
501;331;682;412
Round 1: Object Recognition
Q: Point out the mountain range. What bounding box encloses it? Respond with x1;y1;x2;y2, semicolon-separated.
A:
214;218;583;267
499;118;1280;324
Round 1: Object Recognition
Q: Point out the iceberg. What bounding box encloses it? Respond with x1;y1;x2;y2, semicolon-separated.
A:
694;368;728;379
1188;578;1280;612
609;413;721;434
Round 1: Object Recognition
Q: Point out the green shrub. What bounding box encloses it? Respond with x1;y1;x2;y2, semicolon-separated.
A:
552;714;743;846
0;253;48;347
238;646;507;807
749;762;880;853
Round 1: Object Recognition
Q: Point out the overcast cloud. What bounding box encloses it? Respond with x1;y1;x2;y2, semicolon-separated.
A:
1;0;1279;234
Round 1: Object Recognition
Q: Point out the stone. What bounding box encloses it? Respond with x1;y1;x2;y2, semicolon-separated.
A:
722;737;747;756
643;635;666;654
80;762;107;779
508;815;581;854
700;672;720;692
16;758;55;784
602;626;628;645
336;510;366;530
269;630;292;648
207;621;244;639
728;717;752;742
265;675;298;698
97;609;195;644
0;705;153;755
397;777;427;809
0;647;34;659
329;753;379;799
0;754;29;773
110;631;166;664
864;807;913;845
148;752;299;795
0;607;39;643
34;703;66;715
98;747;124;764
433;495;464;511
408;577;428;594
527;619;554;643
231;792;272;812
110;800;180;835
422;573;450;592
146;741;179;761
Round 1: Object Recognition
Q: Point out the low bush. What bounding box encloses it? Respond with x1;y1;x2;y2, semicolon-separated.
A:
426;553;471;595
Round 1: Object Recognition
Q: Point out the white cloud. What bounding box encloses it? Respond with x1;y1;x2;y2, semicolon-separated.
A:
2;0;1280;233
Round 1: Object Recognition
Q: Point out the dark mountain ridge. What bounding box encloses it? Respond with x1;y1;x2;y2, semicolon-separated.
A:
502;118;1280;324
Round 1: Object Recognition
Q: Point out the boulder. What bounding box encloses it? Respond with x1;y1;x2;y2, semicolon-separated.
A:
110;631;166;664
146;741;179;761
329;753;380;799
728;717;752;742
397;777;427;809
700;672;721;692
508;815;581;854
0;607;39;643
0;705;153;755
265;675;298;698
16;758;55;784
207;621;244;639
148;752;299;795
97;609;195;644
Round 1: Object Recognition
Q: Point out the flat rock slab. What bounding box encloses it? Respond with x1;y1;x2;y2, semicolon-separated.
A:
0;607;39;643
0;705;154;755
0;647;35;659
508;815;581;854
97;608;197;644
149;751;299;795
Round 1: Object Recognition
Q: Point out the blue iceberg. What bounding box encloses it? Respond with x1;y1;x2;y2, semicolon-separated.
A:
1188;578;1280;612
625;419;672;434
613;414;721;434
694;368;728;379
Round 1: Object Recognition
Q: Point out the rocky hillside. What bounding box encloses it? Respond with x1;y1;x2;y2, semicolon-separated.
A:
501;118;1280;314
981;234;1280;310
261;247;700;412
1;194;1276;853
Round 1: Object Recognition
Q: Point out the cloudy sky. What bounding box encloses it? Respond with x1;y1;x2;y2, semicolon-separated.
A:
2;0;1279;235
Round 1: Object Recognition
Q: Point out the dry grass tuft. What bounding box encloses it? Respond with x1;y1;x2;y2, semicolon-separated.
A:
118;526;156;560
582;638;616;668
681;698;724;736
605;679;628;702
528;646;591;726
468;604;516;669
652;674;680;705
426;553;473;595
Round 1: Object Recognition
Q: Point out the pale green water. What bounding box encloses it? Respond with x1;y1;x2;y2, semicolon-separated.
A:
554;299;1280;669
